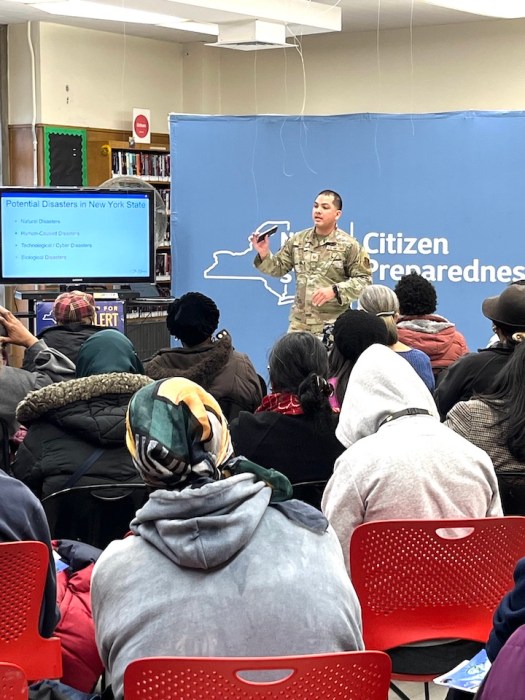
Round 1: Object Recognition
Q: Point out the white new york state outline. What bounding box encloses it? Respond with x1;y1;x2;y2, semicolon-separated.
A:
203;220;295;306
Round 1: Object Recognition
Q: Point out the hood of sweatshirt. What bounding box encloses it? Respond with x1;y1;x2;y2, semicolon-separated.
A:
336;344;440;448
130;472;271;569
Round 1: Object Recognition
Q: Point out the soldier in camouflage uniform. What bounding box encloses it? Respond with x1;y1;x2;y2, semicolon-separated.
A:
251;190;372;333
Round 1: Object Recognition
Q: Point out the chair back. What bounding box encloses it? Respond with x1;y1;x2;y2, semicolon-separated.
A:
350;517;525;651
124;652;391;700
291;480;328;510
42;483;149;549
0;542;62;681
0;663;28;699
497;472;525;515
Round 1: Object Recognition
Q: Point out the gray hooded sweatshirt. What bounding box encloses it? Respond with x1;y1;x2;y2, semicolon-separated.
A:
322;344;502;571
92;473;363;699
1;339;75;436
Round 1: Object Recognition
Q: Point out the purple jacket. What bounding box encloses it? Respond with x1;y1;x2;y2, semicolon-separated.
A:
477;624;525;700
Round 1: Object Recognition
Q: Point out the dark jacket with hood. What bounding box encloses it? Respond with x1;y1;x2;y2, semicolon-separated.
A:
144;332;262;420
12;372;152;498
434;344;514;420
23;323;104;366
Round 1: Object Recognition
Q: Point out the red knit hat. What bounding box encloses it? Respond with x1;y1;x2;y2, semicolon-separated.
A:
53;291;96;324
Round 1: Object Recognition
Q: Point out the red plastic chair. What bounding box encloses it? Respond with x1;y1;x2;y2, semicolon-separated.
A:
350;517;525;700
124;652;392;700
0;541;62;681
0;663;27;699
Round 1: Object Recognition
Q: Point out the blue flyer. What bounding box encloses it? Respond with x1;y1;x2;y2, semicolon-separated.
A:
434;649;491;694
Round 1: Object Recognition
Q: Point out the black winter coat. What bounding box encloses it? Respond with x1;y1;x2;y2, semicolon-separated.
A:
22;323;104;367
12;372;152;498
229;411;344;485
434;345;514;420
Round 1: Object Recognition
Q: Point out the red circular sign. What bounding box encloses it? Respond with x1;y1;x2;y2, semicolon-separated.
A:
134;114;149;139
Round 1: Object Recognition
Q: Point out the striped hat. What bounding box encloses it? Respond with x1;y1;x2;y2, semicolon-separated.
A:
126;377;233;488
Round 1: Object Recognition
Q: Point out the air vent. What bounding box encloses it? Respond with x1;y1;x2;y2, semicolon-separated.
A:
206;19;295;51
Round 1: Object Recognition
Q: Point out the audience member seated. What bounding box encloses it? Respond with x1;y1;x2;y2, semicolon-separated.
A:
0;305;75;443
22;290;103;368
358;284;434;391
54;540;104;692
92;377;364;700
229;332;343;488
470;557;525;700
445;338;525;483
475;625;525;700
12;329;151;498
0;467;59;638
328;309;389;409
144;292;262;420
394;271;468;378
322;344;502;572
435;282;525;419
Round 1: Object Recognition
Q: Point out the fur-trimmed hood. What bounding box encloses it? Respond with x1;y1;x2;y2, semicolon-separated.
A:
17;373;152;425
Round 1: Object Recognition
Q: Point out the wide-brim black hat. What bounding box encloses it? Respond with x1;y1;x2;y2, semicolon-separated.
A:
482;285;525;326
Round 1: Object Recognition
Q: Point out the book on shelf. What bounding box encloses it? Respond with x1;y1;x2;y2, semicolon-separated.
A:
111;150;170;180
155;251;171;278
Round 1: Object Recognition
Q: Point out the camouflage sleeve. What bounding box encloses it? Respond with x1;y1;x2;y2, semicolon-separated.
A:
336;241;372;305
254;237;295;279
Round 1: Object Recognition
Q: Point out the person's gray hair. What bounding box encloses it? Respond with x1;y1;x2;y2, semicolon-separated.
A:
358;285;400;345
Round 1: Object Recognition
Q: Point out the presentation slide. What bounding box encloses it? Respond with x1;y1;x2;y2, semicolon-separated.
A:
0;190;152;280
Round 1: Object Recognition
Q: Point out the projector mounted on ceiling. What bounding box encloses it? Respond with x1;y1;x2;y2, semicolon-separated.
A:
206;20;296;51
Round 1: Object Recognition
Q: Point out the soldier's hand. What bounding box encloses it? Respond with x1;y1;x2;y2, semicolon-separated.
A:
250;233;271;259
312;287;336;307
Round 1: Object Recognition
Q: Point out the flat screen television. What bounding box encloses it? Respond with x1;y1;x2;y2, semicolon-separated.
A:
0;187;155;285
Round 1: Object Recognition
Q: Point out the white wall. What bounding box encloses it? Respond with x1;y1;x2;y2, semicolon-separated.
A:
9;16;525;129
183;18;525;115
9;22;184;132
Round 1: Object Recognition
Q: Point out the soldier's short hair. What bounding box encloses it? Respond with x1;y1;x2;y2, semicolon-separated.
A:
317;190;342;211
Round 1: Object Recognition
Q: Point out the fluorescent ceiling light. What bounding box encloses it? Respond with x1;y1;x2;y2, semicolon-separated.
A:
425;0;525;18
31;0;186;25
5;0;62;4
158;19;219;35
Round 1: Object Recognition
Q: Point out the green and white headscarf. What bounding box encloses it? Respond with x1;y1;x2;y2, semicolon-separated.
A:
126;377;233;488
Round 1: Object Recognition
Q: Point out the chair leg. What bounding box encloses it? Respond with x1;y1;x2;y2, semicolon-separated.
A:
424;681;430;700
389;682;412;700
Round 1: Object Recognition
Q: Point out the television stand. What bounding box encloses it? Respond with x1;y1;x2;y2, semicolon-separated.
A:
14;288;140;334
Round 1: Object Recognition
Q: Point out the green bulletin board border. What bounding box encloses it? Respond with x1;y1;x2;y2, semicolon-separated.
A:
43;126;87;186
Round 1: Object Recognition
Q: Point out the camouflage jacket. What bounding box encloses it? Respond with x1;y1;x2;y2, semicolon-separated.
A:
254;227;372;332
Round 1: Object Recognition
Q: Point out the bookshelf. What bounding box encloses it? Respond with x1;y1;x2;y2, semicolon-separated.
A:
87;140;172;293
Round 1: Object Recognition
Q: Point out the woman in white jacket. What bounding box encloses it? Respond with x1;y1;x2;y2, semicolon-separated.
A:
322;343;502;572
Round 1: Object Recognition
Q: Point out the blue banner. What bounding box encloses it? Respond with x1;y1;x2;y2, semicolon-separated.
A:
170;111;525;375
35;300;125;334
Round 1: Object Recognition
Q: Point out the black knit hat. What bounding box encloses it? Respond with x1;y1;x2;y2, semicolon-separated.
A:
166;292;220;346
333;309;389;361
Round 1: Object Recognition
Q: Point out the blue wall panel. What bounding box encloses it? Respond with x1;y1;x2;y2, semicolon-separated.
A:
170;112;525;376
